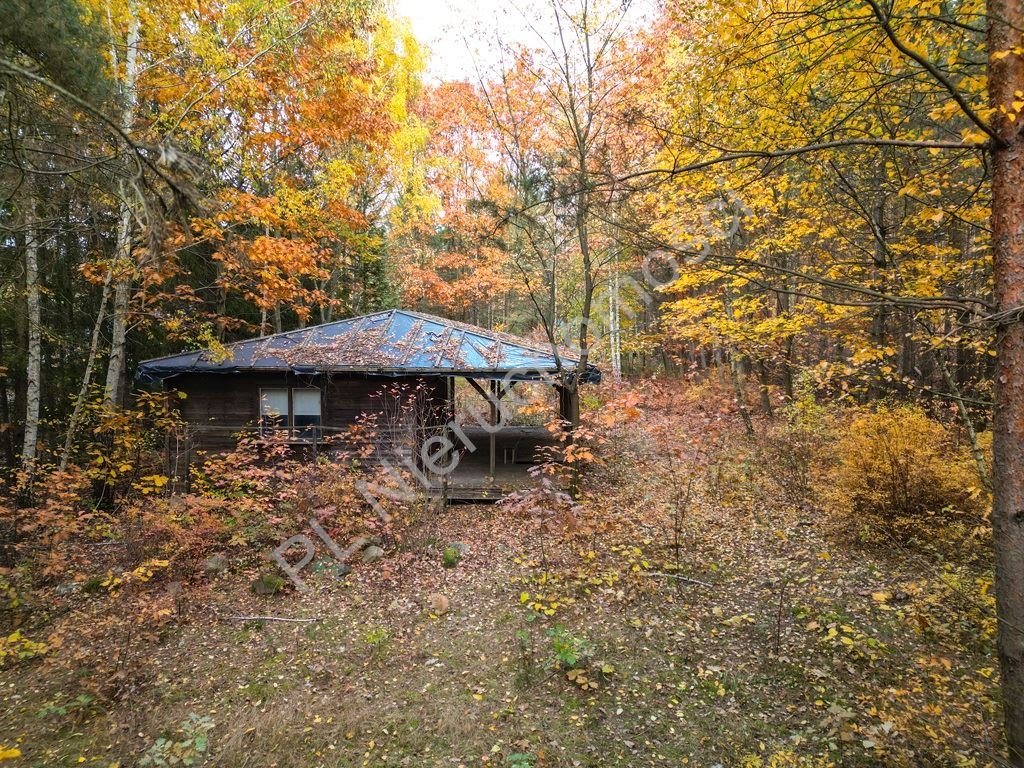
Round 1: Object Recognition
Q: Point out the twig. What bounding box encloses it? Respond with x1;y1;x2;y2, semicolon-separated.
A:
226;615;318;624
644;572;714;588
774;577;789;656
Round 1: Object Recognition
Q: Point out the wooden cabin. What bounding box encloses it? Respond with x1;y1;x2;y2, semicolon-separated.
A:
136;309;600;500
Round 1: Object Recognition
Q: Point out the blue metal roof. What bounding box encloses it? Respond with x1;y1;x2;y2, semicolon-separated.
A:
136;309;600;384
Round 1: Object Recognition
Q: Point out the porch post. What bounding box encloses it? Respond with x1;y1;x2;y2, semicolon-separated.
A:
489;379;497;477
443;376;454;502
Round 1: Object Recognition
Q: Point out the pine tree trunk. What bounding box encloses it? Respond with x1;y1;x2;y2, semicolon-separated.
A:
988;0;1024;762
21;196;41;466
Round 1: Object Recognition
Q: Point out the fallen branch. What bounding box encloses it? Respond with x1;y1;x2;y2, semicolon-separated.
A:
225;615;319;624
644;572;714;588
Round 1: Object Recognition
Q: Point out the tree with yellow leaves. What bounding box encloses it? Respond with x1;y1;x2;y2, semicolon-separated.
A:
626;0;1023;759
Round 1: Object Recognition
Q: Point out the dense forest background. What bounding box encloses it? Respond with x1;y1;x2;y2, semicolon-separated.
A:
0;0;996;467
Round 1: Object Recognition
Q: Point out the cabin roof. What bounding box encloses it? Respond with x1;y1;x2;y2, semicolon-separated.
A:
136;309;600;384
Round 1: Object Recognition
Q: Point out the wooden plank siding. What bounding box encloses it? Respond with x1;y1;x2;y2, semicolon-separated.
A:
169;372;449;455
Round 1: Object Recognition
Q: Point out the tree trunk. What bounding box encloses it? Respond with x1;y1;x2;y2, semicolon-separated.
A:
870;197;889;346
575;190;594;378
0;325;15;467
102;0;140;407
103;205;133;406
61;272;112;469
756;358;774;418
868;196;889;402
729;352;755;437
781;336;795;401
609;251;622;380
21;197;41;466
935;351;991;491
988;1;1024;762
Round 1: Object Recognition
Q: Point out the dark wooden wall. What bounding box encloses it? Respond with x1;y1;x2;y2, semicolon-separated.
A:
168;372;450;455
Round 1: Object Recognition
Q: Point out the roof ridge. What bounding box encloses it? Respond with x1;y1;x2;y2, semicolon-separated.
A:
390;308;579;362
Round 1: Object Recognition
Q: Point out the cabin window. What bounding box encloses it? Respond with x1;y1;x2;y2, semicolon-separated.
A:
259;389;289;434
259;387;321;440
292;388;322;440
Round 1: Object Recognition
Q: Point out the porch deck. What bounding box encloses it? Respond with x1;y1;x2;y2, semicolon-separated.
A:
428;425;561;501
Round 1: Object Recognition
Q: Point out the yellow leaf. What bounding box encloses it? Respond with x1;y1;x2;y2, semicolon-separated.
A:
0;747;22;762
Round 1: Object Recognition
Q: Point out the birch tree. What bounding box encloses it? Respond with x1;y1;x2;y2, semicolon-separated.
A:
19;195;40;466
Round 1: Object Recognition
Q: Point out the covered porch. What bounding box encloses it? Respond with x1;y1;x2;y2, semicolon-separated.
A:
432;425;561;501
384;375;580;502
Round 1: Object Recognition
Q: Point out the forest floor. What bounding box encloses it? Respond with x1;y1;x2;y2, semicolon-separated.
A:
0;389;1001;767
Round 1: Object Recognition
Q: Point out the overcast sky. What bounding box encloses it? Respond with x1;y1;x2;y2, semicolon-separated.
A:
393;0;528;83
393;0;656;83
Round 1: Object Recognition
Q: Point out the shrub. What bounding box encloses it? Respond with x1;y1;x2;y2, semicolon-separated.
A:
0;630;47;667
754;381;836;509
825;404;987;541
442;546;461;568
547;625;591;669
140;713;214;767
250;573;286;595
363;625;391;661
